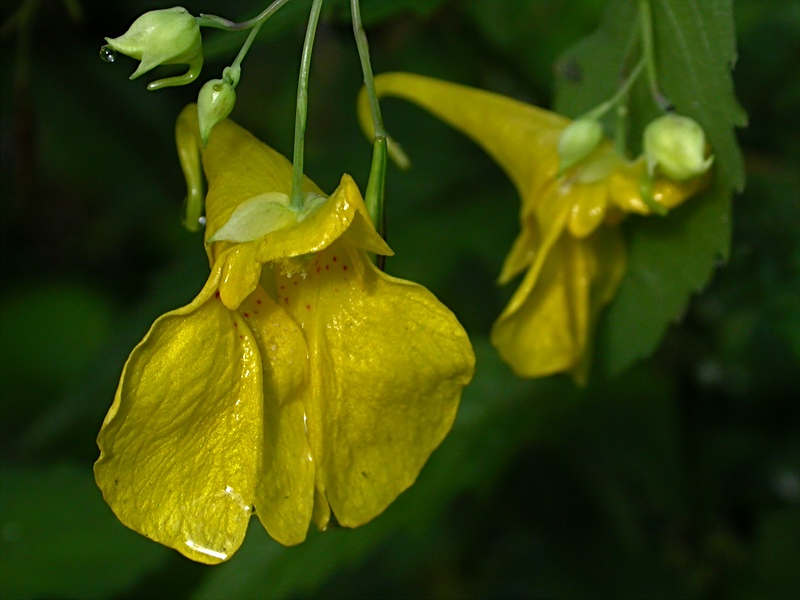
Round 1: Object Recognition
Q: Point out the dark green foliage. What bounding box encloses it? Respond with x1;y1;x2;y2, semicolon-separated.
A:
0;1;797;598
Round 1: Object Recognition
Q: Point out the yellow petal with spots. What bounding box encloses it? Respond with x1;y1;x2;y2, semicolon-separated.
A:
270;241;475;527
237;287;315;546
95;254;262;564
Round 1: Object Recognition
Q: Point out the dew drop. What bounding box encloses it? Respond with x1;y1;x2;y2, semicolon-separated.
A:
99;45;117;63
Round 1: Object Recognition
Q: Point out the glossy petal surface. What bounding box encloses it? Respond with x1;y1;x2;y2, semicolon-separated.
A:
99;105;474;562
272;242;475;526
238;287;315;546
95;261;262;564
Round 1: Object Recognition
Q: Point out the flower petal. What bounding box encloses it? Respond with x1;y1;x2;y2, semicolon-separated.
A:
567;180;608;238
608;160;708;215
499;180;572;318
569;226;627;384
364;73;568;202
174;105;324;243
218;242;262;310
491;233;589;378
95;261;262;564
237;287;316;546
272;242;474;527
255;175;392;263
498;216;538;285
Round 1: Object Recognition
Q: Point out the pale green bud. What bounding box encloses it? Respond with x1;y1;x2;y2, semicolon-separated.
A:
197;74;237;146
644;113;714;181
558;119;603;174
104;7;203;90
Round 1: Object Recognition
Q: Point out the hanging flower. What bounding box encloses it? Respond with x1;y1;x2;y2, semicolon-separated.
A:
360;73;709;384
94;105;475;564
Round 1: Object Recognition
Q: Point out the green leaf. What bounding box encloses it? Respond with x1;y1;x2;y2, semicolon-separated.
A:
554;0;745;376
0;463;170;599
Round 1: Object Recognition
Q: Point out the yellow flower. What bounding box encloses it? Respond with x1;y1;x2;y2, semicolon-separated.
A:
359;73;708;384
94;105;475;564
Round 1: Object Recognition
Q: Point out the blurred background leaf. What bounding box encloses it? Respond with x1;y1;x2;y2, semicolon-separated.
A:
0;0;797;598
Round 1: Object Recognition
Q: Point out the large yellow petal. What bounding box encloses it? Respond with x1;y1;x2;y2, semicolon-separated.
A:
237;287;316;546
271;241;475;527
363;73;568;202
95;258;263;564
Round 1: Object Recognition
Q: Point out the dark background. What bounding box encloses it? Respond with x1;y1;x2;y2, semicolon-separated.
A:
1;1;798;598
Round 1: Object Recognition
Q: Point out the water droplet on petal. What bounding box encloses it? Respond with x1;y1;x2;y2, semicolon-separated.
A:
184;487;251;563
99;45;117;63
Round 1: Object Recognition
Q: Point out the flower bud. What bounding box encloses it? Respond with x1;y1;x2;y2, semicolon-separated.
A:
644;113;713;181
197;75;237;146
558;118;603;174
104;7;202;90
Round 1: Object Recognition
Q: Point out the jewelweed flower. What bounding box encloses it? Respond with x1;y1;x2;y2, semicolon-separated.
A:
359;73;709;384
94;105;475;564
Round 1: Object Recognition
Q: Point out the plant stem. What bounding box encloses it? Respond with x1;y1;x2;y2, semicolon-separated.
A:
351;0;386;234
198;0;294;31
351;0;385;139
230;19;264;78
637;0;672;111
290;0;324;211
583;57;645;122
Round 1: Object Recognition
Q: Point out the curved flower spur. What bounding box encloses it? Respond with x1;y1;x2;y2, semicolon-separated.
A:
94;106;475;564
